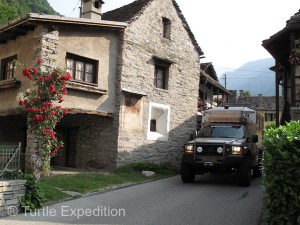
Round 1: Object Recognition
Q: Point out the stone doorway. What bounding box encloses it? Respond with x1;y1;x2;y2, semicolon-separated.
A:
51;127;78;168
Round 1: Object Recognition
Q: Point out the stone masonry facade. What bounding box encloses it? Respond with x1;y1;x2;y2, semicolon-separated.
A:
57;114;117;171
25;25;60;172
115;0;201;165
0;180;27;217
228;90;283;111
1;0;202;171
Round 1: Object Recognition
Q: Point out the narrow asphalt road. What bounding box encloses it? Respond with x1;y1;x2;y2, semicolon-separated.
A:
1;175;264;225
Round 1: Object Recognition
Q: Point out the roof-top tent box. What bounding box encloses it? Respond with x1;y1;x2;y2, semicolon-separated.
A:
202;107;257;133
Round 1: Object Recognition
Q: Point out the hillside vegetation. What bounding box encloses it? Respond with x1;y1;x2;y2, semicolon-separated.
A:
219;58;279;96
0;0;58;26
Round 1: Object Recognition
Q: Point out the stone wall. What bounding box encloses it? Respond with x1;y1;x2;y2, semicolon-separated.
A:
228;90;284;111
25;25;60;172
32;25;59;71
0;180;27;217
115;0;200;165
57;114;118;171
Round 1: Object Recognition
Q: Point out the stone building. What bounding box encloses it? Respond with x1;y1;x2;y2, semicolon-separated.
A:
262;9;300;125
198;62;230;111
0;0;203;170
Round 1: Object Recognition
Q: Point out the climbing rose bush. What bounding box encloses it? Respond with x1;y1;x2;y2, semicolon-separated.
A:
18;59;71;179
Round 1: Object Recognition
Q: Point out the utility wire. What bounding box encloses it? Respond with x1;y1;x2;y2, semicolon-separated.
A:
69;0;81;17
225;77;274;79
216;66;275;73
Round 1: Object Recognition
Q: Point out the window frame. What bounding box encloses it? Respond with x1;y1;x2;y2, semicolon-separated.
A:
0;55;17;81
147;102;170;142
154;66;168;89
150;119;157;132
265;112;275;122
154;59;171;90
162;17;171;39
66;53;98;84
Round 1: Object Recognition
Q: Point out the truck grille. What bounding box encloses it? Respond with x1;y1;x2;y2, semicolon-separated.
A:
195;144;224;156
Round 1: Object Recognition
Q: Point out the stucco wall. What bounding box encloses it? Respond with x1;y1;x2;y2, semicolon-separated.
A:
57;27;120;113
0;31;35;114
0;25;120;115
116;0;200;165
1;23;121;171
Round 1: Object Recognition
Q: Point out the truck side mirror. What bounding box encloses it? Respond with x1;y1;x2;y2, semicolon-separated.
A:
247;135;258;143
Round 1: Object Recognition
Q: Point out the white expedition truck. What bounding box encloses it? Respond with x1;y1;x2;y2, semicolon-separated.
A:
181;106;261;187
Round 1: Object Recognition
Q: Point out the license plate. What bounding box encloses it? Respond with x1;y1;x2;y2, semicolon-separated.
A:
204;162;213;166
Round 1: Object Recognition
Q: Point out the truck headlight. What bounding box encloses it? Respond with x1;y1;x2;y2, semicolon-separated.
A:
231;146;243;155
184;144;194;153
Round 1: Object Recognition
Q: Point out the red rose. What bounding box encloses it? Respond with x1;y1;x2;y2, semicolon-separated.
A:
58;95;64;103
61;88;68;95
49;85;56;93
32;68;37;75
38;76;45;83
63;108;68;115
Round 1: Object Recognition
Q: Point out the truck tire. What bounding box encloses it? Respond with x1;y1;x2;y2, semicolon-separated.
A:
238;157;251;187
253;165;262;177
181;162;195;183
253;150;263;177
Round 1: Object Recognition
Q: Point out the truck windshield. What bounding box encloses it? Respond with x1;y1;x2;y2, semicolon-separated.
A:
198;125;245;138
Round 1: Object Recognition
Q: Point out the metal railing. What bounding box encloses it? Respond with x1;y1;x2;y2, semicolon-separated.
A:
0;143;21;180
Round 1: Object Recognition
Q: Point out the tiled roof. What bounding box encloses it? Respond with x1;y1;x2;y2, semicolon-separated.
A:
200;62;230;95
102;0;204;56
102;0;151;23
200;62;218;81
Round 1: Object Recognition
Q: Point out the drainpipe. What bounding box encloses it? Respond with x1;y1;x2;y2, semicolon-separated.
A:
275;61;280;127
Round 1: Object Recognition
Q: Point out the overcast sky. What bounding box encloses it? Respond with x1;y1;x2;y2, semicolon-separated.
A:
47;0;300;76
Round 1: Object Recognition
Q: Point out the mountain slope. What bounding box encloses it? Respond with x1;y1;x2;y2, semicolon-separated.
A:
0;0;58;26
219;58;279;96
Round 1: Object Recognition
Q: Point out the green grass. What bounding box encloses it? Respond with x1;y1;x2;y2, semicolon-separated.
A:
40;162;178;203
40;181;70;202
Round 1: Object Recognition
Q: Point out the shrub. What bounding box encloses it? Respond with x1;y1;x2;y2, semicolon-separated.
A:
17;59;71;179
262;121;300;224
20;174;45;212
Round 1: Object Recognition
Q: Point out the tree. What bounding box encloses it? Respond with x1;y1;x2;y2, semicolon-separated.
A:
0;0;58;26
244;90;252;97
239;89;252;97
0;3;18;25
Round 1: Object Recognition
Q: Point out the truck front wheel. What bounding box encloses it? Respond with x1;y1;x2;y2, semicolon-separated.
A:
181;161;195;183
238;157;251;187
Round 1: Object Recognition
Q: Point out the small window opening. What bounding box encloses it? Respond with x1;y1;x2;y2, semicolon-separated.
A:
162;17;171;39
150;119;157;132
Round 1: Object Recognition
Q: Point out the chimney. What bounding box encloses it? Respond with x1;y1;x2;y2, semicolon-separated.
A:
80;0;104;20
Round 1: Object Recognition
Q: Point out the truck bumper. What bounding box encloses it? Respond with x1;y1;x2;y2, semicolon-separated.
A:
182;153;245;174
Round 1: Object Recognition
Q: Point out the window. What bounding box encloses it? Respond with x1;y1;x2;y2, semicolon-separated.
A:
1;55;17;81
265;113;276;122
150;119;156;132
199;125;245;139
155;66;168;89
66;53;98;84
147;102;170;141
154;59;171;90
162;17;171;39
